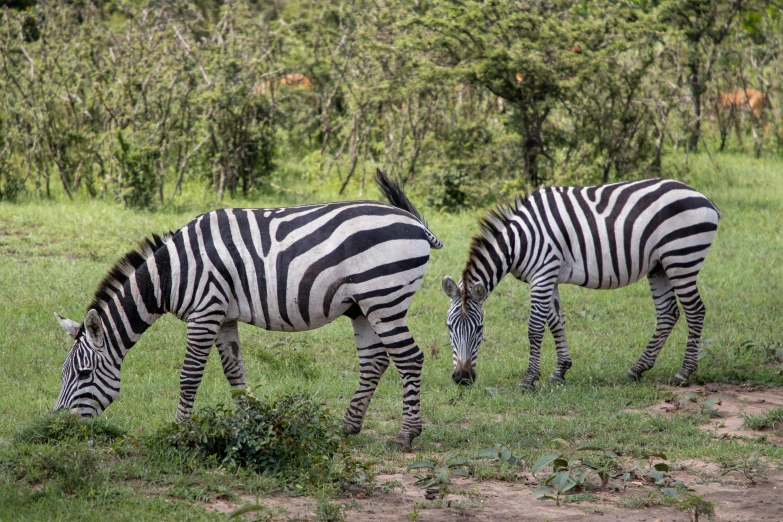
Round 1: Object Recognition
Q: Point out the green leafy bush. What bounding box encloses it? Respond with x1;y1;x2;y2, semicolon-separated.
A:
149;391;344;475
114;132;160;210
14;412;125;445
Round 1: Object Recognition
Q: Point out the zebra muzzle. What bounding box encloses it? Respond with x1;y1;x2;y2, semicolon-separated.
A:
452;361;476;386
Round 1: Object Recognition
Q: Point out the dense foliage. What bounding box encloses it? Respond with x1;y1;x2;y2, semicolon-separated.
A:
1;0;782;208
149;391;346;475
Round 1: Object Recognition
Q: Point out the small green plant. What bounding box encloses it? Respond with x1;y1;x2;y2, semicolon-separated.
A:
406;454;472;489
315;496;347;522
477;442;527;469
614;449;686;491
619;490;662;509
720;450;767;484
742;407;783;431
737;340;783;365
675;493;716;522
531;440;620;505
228;504;288;521
677;392;724;418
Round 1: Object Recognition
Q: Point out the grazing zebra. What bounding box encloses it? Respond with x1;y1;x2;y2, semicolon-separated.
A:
54;170;441;451
442;178;720;388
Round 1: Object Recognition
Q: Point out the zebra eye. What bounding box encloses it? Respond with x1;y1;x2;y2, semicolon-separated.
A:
78;369;92;380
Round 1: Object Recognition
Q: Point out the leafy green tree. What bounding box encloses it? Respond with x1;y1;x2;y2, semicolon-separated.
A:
407;0;659;185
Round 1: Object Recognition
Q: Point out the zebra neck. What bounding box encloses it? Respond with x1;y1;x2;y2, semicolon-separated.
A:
94;256;169;360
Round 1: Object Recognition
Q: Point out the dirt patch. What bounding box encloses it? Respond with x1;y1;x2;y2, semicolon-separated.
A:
205;468;783;521
637;383;783;441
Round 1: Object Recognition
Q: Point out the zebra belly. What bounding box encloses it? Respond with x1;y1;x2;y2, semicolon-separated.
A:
242;300;354;332
557;256;650;289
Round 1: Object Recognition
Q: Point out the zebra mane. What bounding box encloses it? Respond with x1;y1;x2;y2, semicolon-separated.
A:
460;194;527;310
87;232;173;313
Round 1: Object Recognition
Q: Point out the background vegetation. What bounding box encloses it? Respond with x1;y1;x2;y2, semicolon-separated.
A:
1;0;782;210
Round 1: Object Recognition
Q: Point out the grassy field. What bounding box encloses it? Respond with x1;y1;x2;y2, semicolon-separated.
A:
1;154;782;520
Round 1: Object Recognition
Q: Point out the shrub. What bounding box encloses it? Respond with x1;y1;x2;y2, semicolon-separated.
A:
114;132;160;210
149;391;345;475
14;412;125;445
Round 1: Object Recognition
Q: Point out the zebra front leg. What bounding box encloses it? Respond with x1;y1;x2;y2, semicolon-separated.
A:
176;316;223;422
671;284;707;386
343;313;390;435
547;286;572;384
628;270;679;381
216;320;247;391
520;281;554;389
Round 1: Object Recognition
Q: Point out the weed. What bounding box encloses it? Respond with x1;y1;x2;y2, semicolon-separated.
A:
477;442;527;469
742;407;783;431
561;493;601;503
736;340;783;365
229;504;289;521
675;493;716;521
720;450;767;484
315;496;347;522
532;440;619;504
406;454;472;489
619;491;662;509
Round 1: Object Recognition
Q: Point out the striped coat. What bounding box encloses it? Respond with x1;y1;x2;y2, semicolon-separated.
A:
443;178;720;387
55;171;440;450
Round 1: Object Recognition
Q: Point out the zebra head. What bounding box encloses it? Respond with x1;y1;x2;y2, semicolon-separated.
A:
54;310;118;417
442;276;488;386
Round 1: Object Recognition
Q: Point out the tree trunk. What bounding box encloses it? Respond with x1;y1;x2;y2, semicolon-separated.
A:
688;62;702;152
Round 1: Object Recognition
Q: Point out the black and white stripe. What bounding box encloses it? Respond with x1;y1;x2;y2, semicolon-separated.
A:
54;171;441;450
443;178;720;387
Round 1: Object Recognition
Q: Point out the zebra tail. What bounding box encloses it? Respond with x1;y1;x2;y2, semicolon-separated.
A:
375;169;443;249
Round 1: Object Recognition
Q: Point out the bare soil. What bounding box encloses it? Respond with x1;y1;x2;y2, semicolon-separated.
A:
206;467;783;521
205;383;783;521
645;383;783;442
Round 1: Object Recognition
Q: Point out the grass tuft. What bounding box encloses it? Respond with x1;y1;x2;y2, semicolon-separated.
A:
742;407;783;431
14;412;125;445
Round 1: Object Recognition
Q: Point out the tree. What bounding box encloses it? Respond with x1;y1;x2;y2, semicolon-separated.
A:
408;0;659;185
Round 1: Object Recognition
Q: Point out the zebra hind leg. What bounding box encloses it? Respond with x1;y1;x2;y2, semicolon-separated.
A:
216;320;247;391
363;312;423;452
176;314;224;423
627;269;680;381
342;311;390;435
547;286;572;384
671;283;706;386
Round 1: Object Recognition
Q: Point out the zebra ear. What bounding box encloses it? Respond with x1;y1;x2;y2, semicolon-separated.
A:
470;283;488;303
55;313;81;340
442;276;460;301
83;309;106;352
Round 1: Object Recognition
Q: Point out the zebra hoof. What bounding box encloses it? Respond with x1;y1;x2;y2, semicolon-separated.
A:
549;374;566;384
627;371;642;382
671;374;690;387
342;424;362;436
517;381;536;391
392;432;413;453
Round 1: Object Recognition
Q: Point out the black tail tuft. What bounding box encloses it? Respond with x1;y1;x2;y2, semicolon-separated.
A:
375;169;443;249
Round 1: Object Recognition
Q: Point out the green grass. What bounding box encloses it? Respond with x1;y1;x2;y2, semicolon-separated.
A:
742;407;783;431
1;153;782;519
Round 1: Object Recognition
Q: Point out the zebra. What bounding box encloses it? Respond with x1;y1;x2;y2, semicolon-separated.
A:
54;170;441;451
442;178;720;388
